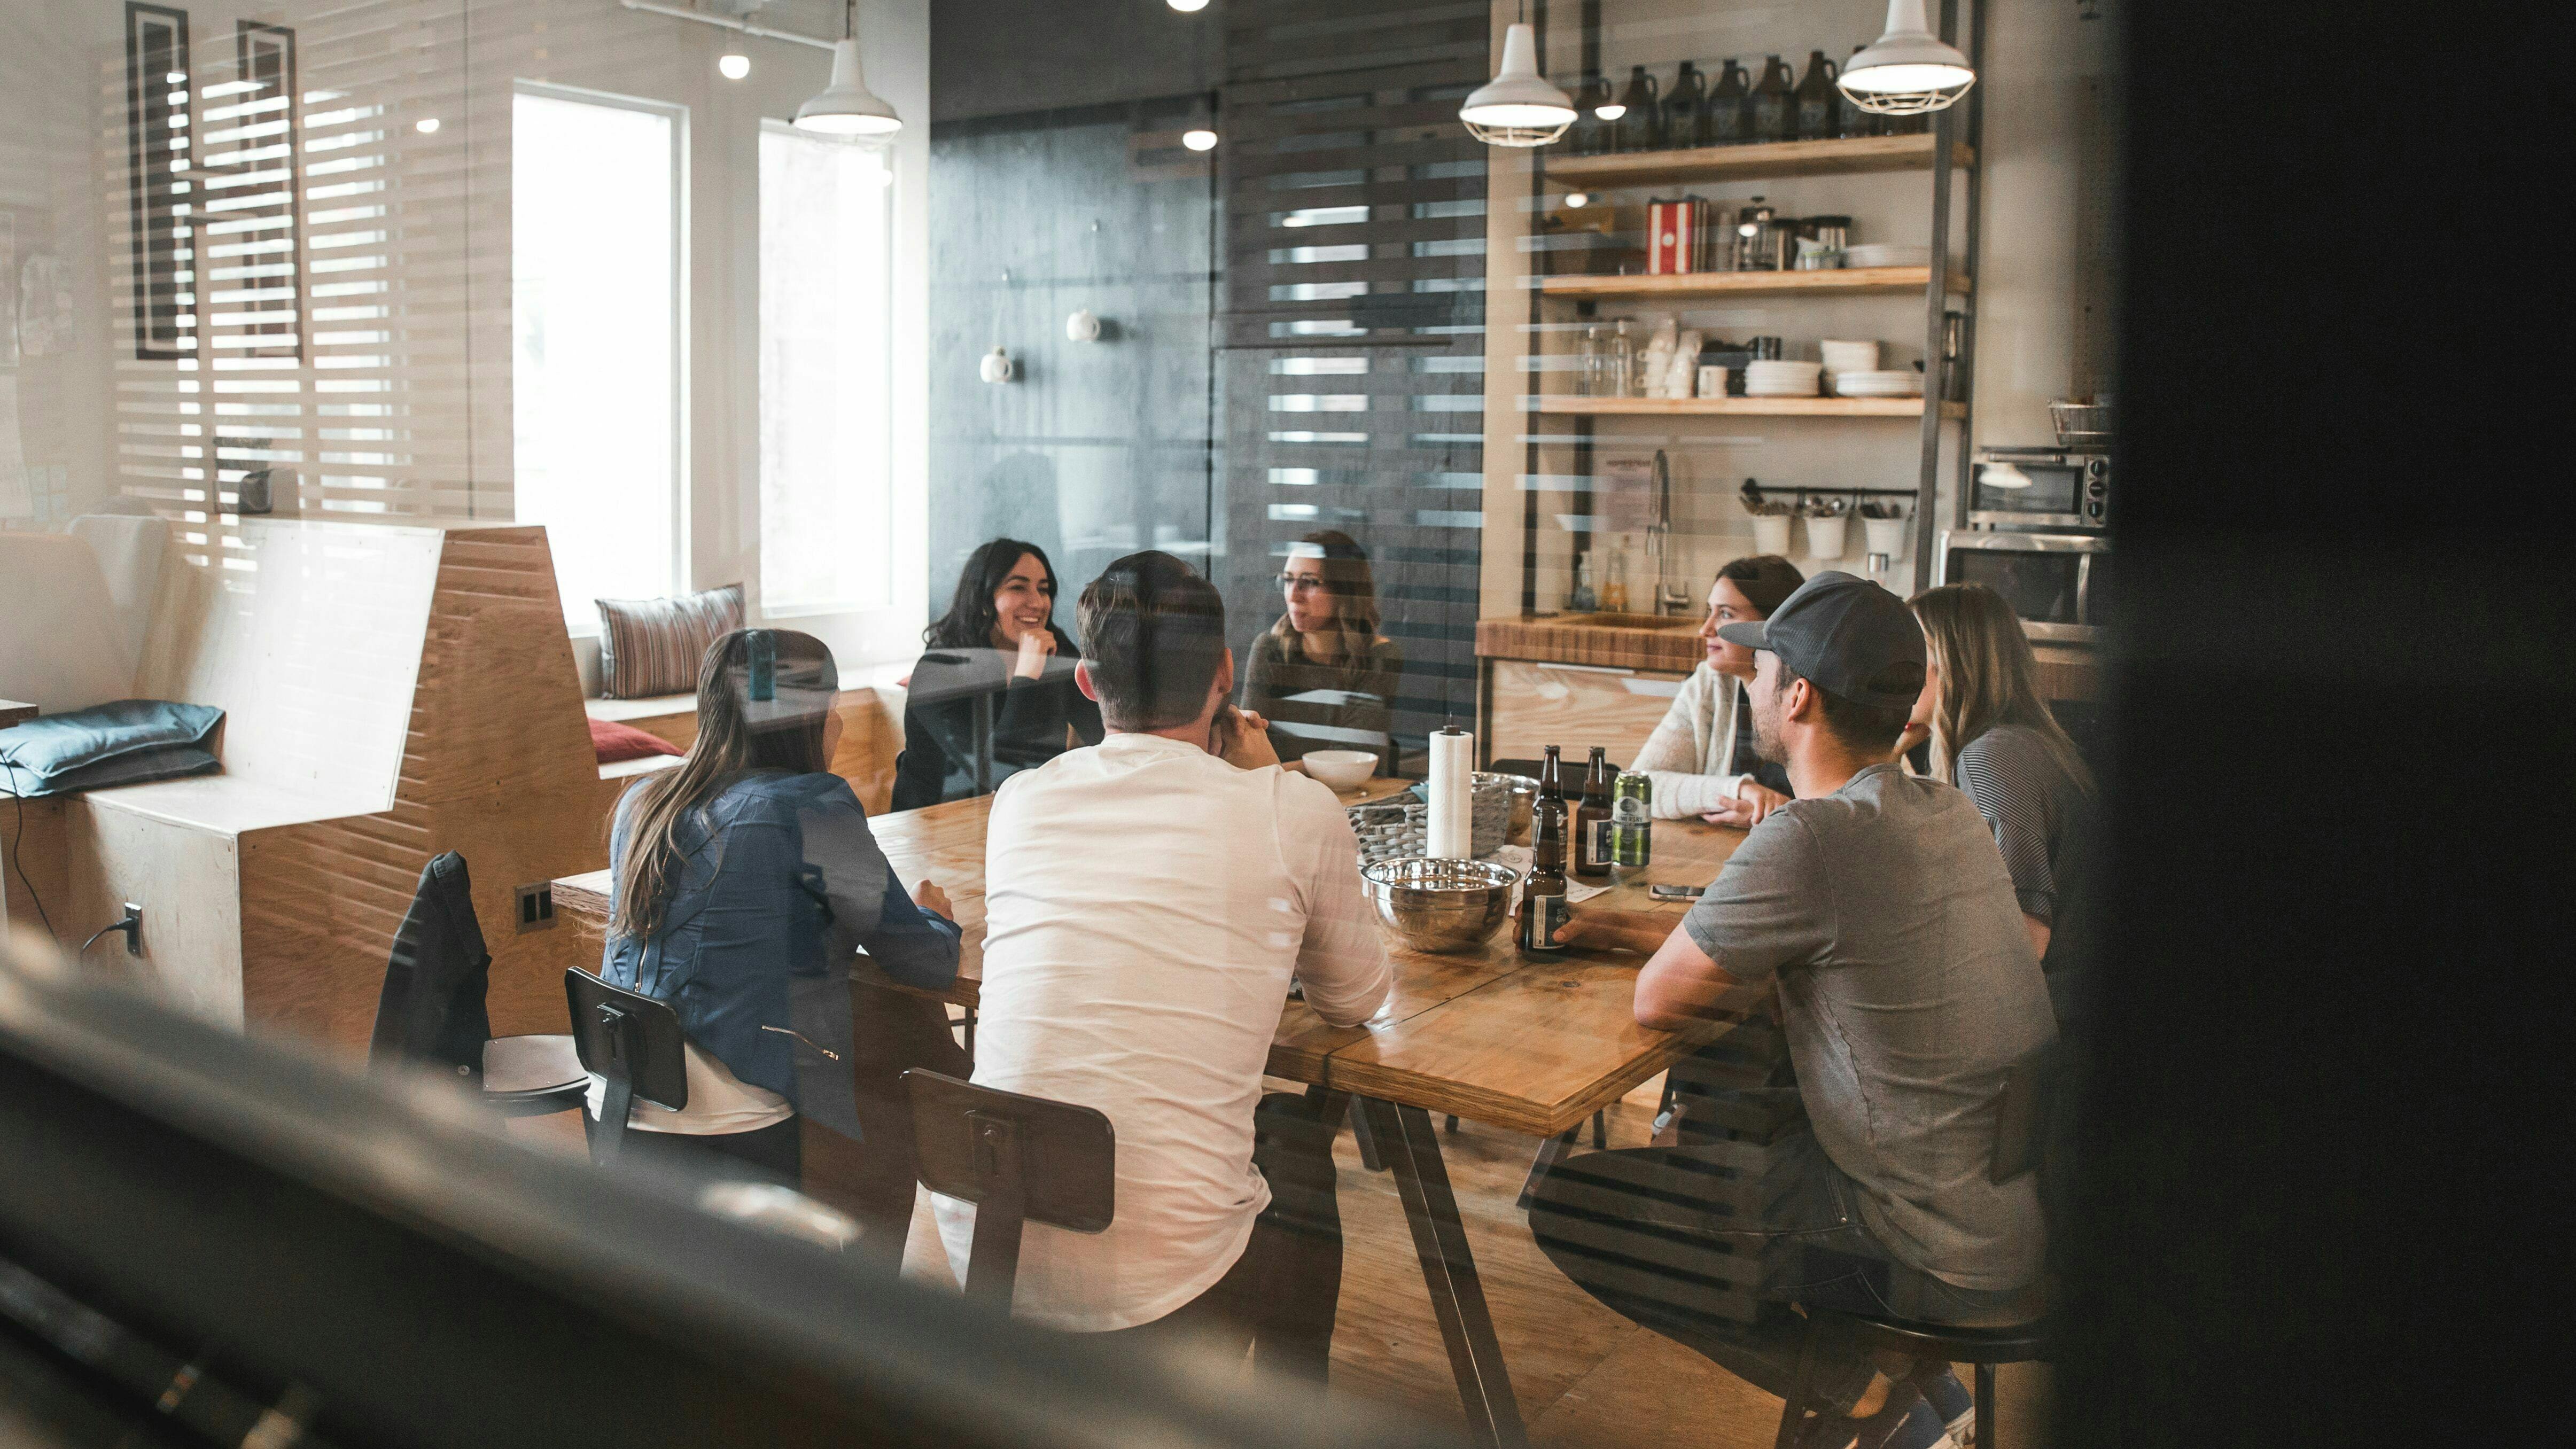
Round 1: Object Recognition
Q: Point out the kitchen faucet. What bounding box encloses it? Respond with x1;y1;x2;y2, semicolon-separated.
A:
1646;449;1692;617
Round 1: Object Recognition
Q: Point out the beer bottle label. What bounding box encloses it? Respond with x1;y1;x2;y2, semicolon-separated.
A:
1522;893;1569;952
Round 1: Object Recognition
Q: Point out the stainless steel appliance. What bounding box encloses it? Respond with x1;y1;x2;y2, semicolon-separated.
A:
1935;531;2114;644
1970;446;2113;531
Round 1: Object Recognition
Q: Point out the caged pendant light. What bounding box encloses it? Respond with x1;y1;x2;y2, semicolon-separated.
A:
795;0;902;136
1836;0;1976;115
1460;18;1575;147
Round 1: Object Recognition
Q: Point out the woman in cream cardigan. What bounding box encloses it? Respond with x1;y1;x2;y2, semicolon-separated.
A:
1629;555;1804;825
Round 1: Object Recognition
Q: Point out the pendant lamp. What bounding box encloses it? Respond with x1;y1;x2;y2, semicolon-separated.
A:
1460;20;1575;147
1836;0;1976;115
795;0;902;136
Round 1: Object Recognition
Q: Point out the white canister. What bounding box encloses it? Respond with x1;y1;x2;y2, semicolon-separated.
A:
1863;516;1908;558
1804;515;1850;559
1750;514;1793;555
1696;365;1728;399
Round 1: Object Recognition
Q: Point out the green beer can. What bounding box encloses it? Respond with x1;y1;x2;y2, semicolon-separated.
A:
1611;770;1653;868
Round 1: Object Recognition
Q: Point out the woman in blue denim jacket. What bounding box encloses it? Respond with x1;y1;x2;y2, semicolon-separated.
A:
600;628;962;1219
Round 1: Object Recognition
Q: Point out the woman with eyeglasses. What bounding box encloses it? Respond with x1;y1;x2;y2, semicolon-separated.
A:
892;539;1106;812
1240;531;1406;766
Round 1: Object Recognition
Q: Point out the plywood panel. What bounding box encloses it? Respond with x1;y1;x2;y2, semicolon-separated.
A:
62;798;243;1026
1477;614;1703;673
1483;659;1683;772
1;796;69;936
135;519;445;816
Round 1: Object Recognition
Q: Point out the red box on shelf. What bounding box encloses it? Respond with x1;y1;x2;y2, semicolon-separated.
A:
1646;197;1711;275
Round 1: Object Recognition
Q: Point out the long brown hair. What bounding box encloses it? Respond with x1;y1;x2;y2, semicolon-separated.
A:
610;628;838;941
1270;529;1383;678
1908;583;2095;796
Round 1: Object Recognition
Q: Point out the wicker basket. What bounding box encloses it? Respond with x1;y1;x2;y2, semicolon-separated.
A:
1348;774;1514;866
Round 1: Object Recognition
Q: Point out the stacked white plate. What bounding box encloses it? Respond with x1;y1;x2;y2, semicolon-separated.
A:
1832;369;1924;398
1819;339;1882;374
1744;360;1824;398
1843;243;1931;270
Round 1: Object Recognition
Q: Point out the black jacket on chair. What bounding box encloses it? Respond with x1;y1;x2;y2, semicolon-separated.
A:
369;851;493;1087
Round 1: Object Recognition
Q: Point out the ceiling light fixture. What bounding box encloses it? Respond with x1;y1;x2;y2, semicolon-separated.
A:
1180;91;1218;152
1167;0;1209;11
1460;18;1575;147
795;0;902;136
1838;0;1976;115
415;116;440;134
1565;191;1589;208
719;51;751;80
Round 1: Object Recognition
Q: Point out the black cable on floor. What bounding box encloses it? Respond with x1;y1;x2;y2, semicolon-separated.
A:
3;758;57;942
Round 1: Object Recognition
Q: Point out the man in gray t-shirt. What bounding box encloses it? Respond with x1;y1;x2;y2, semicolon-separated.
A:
1527;573;2055;1445
1679;761;2054;1289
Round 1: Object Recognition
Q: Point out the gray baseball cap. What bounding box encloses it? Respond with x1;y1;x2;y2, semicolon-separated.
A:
1714;571;1926;708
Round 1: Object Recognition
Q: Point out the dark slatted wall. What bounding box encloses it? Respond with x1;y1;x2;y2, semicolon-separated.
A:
1219;0;1490;764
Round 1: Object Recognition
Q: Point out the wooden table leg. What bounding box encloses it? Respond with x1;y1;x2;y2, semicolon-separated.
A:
1359;1096;1528;1449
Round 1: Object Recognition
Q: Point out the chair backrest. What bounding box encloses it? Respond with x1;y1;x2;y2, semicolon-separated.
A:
903;1069;1114;1308
565;968;689;1112
367;851;492;1083
1990;1035;2069;1183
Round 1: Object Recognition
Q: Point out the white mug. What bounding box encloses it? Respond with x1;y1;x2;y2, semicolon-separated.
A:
1696;365;1727;399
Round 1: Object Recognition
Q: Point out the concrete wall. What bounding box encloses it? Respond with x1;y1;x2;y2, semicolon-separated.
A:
924;103;1217;633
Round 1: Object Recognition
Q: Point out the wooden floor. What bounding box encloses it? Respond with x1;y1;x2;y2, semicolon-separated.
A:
892;1072;2055;1448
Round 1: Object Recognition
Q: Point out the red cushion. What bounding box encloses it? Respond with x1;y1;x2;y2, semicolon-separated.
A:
589;716;681;764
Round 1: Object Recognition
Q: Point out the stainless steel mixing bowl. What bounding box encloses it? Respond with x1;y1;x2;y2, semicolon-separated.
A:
1359;856;1519;954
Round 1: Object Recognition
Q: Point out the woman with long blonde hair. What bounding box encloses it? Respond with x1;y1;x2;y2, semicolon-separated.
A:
1906;583;2096;986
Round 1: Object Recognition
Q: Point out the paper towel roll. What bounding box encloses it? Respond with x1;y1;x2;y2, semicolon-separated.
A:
1427;727;1475;859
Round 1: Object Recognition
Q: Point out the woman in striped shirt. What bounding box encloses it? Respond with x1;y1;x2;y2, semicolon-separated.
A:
1906;583;2097;1021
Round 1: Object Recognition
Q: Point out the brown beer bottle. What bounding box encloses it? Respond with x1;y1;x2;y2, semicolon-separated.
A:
1573;746;1613;879
1537;744;1566;814
1520;794;1569;955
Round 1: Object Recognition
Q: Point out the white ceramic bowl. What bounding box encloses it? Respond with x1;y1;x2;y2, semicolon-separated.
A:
1304;750;1379;791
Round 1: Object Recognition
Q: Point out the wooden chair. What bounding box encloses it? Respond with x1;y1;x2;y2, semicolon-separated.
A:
565;968;690;1165
1771;1039;2070;1449
901;1069;1114;1309
368;852;586;1119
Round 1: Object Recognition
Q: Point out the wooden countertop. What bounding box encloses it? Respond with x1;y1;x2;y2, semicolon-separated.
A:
554;776;1747;1138
1475;613;1702;673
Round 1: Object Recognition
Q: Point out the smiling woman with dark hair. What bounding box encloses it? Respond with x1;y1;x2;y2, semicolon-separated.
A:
891;538;1105;812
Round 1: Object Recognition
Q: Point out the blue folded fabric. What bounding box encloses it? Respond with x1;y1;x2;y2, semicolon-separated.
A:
0;699;225;798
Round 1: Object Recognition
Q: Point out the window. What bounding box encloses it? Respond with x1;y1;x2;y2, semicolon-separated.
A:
512;86;683;627
758;121;893;613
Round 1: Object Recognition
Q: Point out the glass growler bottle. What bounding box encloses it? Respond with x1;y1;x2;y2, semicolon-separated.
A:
1568;75;1614;155
1794;49;1840;141
1662;60;1708;150
1520;793;1570;955
1835;44;1875;138
1749;54;1797;144
1573;746;1614;879
1707;57;1752;145
1613;65;1662;153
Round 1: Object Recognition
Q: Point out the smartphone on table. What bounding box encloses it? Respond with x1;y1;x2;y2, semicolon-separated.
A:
1649;883;1705;901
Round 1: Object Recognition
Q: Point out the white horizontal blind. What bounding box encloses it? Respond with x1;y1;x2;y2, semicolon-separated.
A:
99;0;692;550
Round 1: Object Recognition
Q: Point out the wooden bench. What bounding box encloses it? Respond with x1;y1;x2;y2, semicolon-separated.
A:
2;520;616;1050
582;666;908;814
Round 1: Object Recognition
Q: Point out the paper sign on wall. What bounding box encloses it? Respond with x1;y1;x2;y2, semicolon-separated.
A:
1594;454;1658;535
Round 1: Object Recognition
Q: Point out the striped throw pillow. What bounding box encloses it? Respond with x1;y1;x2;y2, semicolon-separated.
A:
595;583;744;700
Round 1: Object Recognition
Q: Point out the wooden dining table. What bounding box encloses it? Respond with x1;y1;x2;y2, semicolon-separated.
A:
551;777;1753;1448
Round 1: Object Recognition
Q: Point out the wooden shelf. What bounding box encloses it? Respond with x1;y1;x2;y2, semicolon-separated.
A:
1538;266;1967;300
1535;395;1964;419
1545;133;1974;189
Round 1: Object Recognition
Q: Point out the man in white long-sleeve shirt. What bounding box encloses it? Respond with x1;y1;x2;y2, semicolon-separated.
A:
936;549;1391;1382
